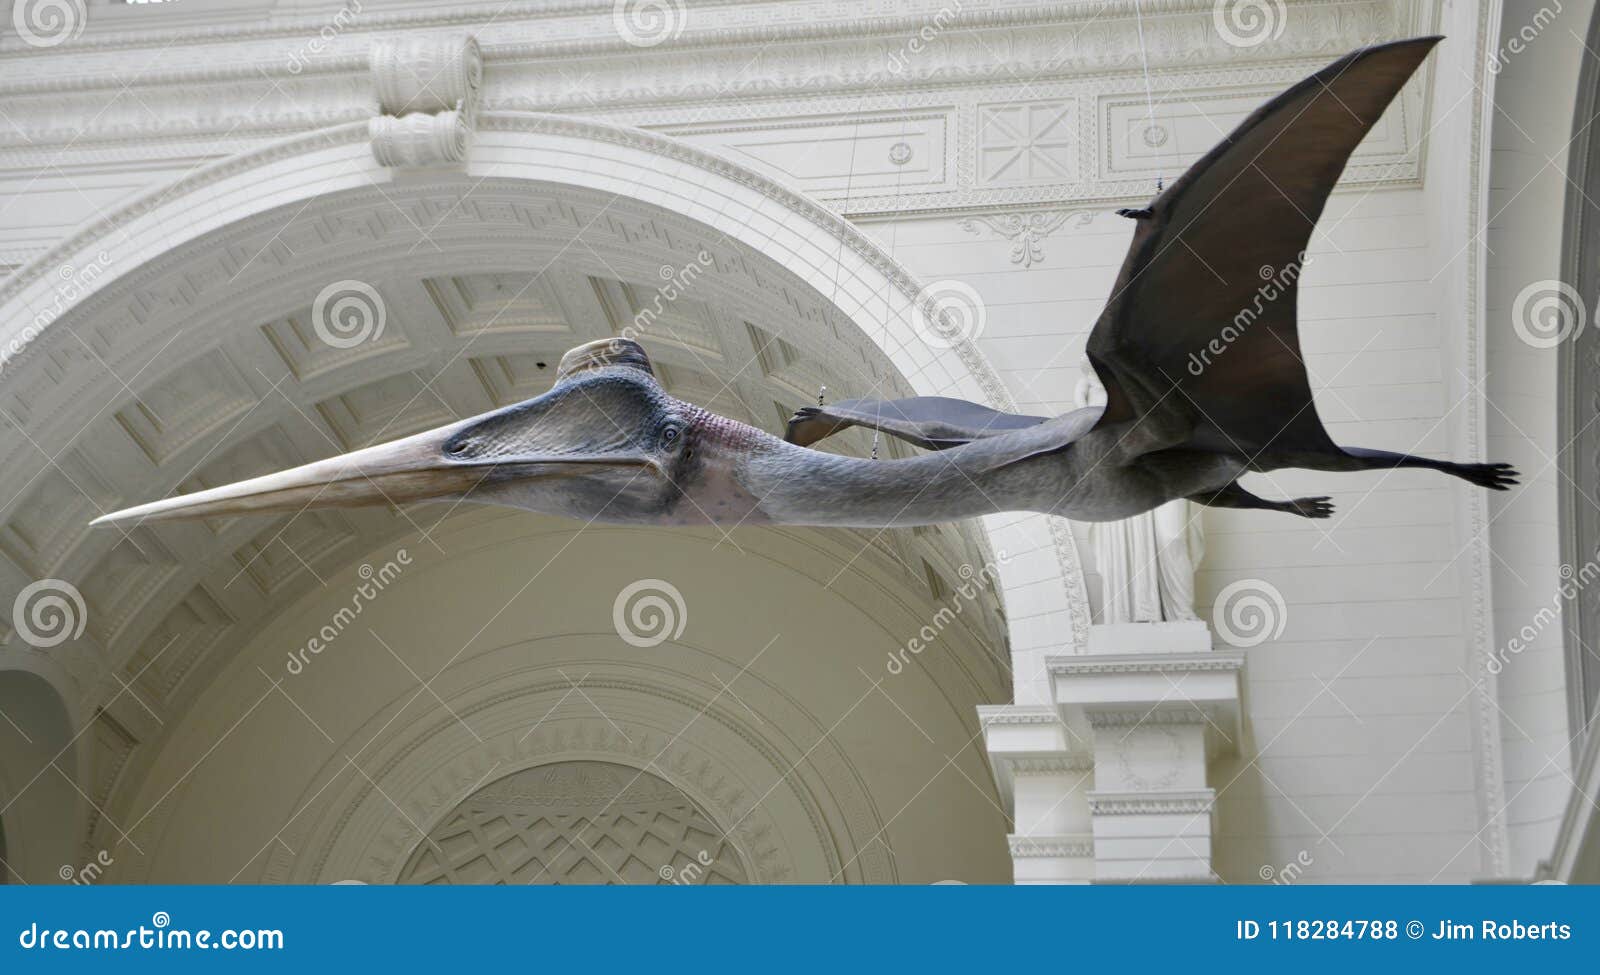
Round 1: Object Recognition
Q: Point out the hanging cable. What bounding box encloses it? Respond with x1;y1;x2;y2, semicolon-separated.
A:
1133;0;1164;193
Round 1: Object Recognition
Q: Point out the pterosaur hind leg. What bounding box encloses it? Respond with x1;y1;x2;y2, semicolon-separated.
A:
1335;447;1520;491
1189;482;1334;519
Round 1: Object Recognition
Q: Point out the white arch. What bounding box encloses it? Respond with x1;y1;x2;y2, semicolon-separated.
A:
0;113;1090;685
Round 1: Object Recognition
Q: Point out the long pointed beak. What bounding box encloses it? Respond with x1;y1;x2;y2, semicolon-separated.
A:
91;408;667;529
91;420;485;529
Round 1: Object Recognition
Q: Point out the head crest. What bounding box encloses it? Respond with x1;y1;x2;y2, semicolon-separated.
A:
556;338;656;383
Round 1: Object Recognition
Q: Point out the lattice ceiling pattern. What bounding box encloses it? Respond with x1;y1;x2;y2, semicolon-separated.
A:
397;761;748;885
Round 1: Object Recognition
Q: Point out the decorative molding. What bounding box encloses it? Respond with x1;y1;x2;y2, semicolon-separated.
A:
977;704;1059;726
1442;0;1509;880
1087;789;1215;816
369;110;470;167
370;34;482;117
1008;834;1093;858
367;34;481;168
1047;652;1245;676
991;754;1095;774
1083;706;1219;729
0;2;1433;219
959;211;1088;267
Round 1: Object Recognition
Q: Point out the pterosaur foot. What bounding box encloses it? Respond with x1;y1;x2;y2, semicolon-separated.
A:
1451;462;1520;491
1116;207;1154;220
1188;483;1332;519
1286;496;1334;519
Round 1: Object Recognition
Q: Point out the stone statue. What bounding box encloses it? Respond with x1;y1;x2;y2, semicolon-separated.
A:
1076;360;1204;623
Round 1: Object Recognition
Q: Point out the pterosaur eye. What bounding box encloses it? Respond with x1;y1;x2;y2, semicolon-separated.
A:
661;424;681;446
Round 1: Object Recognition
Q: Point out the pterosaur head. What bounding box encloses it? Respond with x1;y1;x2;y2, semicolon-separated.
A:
90;339;741;528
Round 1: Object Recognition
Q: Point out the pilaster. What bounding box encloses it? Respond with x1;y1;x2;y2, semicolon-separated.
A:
981;621;1242;883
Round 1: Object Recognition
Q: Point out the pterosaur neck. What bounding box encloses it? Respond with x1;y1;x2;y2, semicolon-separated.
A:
739;439;1004;528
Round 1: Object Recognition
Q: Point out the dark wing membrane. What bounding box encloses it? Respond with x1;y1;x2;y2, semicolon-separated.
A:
785;396;1048;450
1087;36;1440;457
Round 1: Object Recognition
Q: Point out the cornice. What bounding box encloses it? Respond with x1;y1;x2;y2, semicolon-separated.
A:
989;753;1095;773
1046;652;1244;675
1008;834;1093;858
1083;706;1222;728
1087;789;1215;816
0;2;1397;74
977;704;1059;726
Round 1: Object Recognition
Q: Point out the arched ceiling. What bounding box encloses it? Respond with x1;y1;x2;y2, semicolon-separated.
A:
0;176;1015;873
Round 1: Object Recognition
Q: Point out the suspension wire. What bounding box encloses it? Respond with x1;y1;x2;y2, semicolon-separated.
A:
1132;0;1164;193
873;72;920;462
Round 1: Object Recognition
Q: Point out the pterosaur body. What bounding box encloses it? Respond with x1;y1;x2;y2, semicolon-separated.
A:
92;37;1515;533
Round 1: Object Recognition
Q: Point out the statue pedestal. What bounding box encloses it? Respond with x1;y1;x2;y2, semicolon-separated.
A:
980;620;1242;883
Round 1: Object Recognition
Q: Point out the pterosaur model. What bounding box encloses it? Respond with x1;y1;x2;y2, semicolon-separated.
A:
92;36;1515;533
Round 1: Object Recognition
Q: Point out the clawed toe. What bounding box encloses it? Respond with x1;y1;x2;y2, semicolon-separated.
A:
1461;462;1520;491
1290;496;1334;519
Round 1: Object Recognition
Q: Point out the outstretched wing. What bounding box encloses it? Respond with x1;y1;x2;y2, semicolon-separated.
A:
1087;36;1440;458
785;396;1048;450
